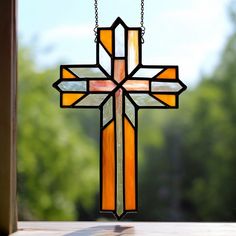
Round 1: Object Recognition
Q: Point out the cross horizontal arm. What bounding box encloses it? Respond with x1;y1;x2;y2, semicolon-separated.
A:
54;79;116;93
123;80;184;93
126;66;186;108
53;65;117;108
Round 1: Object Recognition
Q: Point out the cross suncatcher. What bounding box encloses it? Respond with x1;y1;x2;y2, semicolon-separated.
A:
53;18;186;219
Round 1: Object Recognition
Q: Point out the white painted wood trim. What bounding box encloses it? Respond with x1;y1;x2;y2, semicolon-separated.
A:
11;222;236;236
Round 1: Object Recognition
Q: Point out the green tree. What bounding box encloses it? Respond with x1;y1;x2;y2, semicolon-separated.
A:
186;5;236;220
18;47;99;220
136;2;236;221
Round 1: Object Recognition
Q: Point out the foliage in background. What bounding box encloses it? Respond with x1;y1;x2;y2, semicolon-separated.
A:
136;4;236;221
18;48;99;220
18;3;236;221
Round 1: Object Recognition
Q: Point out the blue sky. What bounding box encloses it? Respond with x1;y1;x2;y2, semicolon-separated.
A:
19;0;232;87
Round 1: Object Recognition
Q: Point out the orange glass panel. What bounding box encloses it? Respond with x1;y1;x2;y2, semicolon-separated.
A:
89;80;116;92
157;68;177;79
153;94;176;106
62;68;77;79
62;93;85;106
123;80;149;91
124;117;136;210
128;30;139;74
100;30;112;55
102;121;115;210
114;59;125;83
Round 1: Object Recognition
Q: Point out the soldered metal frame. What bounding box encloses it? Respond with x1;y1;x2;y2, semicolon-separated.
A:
53;17;187;220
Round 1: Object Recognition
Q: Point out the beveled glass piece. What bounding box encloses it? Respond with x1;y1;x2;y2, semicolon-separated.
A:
58;81;86;92
75;93;108;107
115;24;125;57
130;93;165;107
151;81;183;92
125;96;135;126
99;44;111;75
133;68;163;78
102;96;113;126
69;67;107;78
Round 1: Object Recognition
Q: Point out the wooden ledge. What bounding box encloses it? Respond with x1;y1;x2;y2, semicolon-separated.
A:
11;222;236;236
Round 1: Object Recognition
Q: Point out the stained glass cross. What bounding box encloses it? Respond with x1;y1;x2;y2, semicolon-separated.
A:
53;18;186;219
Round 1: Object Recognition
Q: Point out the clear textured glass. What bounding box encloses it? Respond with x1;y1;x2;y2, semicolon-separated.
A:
133;68;162;78
58;81;86;92
102;96;113;126
130;93;165;107
115;89;124;216
69;67;107;78
75;93;108;106
151;81;183;92
99;44;111;75
125;96;135;125
115;24;125;57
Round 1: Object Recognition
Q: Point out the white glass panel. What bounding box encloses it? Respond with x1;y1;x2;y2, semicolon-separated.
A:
102;96;113;126
130;93;164;107
76;94;108;106
133;68;162;78
69;67;106;78
125;96;135;125
58;81;86;92
115;25;125;57
151;82;183;92
99;44;111;75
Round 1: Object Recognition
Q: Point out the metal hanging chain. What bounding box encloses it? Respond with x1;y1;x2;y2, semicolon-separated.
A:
94;0;145;43
94;0;99;43
140;0;145;44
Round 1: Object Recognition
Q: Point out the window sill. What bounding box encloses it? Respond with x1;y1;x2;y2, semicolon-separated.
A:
11;222;236;236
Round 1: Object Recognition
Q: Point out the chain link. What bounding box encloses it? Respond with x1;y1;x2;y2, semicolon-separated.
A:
140;0;145;44
94;0;99;43
94;0;145;43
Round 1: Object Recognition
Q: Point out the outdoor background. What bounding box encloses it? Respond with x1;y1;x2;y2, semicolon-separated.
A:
17;0;236;221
